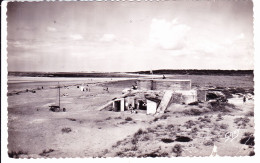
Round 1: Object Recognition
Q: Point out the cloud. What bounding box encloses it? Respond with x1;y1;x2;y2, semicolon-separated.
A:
236;33;245;40
149;18;191;50
47;26;56;32
70;34;83;40
100;34;116;42
224;33;245;45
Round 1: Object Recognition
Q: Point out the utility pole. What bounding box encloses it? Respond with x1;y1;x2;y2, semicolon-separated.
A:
58;82;60;109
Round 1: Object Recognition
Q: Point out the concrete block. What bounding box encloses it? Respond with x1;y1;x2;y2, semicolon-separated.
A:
156;90;174;113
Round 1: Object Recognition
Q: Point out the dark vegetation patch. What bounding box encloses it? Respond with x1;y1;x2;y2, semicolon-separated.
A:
183;108;204;116
108;121;230;157
8;150;28;158
246;111;254;117
125;117;133;121
209;101;236;112
131;129;148;145
61;127;72;133
105;117;112;120
175;136;192;142
203;140;214;146
216;114;223;121
139;152;169;158
67;118;76;121
210;87;254;99
39;149;55;157
188;101;199;105
206;92;227;102
240;133;255;146
153;114;170;122
161;138;174;143
249;151;255;156
219;124;229;130
184;120;197;129
198;116;211;123
234;117;250;128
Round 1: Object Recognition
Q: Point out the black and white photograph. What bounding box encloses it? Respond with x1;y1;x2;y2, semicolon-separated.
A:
2;0;256;158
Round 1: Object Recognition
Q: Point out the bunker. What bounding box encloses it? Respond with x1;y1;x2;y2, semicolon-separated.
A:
137;79;191;91
102;78;200;115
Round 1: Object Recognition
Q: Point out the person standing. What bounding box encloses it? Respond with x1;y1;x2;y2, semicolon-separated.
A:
243;95;246;104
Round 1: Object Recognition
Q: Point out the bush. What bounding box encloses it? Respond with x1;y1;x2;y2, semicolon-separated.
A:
219;124;229;130
184;120;197;129
203;140;214;146
172;144;182;157
131;137;138;145
209;101;236;112
131;128;146;145
249;151;255;156
125;117;133;121
191;127;198;134
246;111;254;117
161;138;174;143
234;117;250;128
183;108;202;116
8;151;28;158
198;117;211;123
134;129;145;137
61;127;72;133
105;117;112;120
240;135;255;146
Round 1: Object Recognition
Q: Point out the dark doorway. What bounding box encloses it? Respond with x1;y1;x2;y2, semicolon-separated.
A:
139;100;147;110
114;101;121;112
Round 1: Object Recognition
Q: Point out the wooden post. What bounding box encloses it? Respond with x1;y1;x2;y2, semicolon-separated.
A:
58;82;60;109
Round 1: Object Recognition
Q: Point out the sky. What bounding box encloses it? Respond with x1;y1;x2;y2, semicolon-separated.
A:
7;0;254;72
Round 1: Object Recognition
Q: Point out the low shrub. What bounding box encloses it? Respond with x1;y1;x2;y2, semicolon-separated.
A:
105;117;112;120
61;127;72;133
240;135;255;146
161;138;174;143
184;120;197;129
234;117;250;128
183;108;202;116
8;151;28;158
219;124;229;130
198;117;211;123
203;140;214;146
172;144;182;157
246;111;254;117
249;151;255;156
125;117;133;121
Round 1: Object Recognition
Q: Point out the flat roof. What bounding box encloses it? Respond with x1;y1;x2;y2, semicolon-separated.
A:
137;79;191;82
